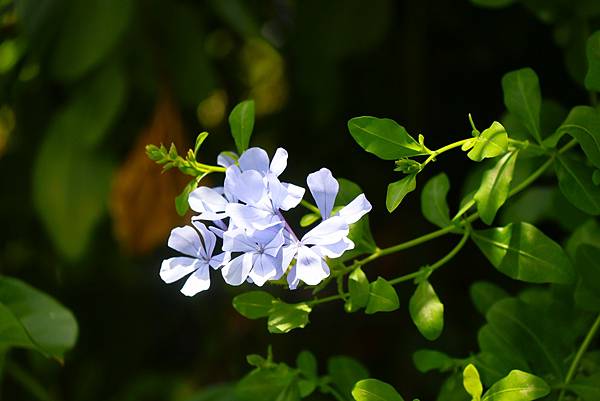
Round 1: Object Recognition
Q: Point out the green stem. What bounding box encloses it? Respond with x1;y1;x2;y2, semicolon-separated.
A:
421;138;471;169
558;313;600;401
300;199;320;214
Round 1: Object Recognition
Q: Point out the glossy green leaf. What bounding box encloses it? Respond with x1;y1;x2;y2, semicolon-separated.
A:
481;370;550;401
386;174;417;213
469;281;509;316
472;222;574;284
545;106;600;168
555;155;600;215
421;173;451;227
50;0;133;81
345;267;370;312
567;372;600;401
585;31;600;92
229;100;255;154
0;276;78;360
409;281;444;341
365;277;399;314
500;187;554;226
566;219;600;258
412;350;454;373
352;379;404;401
468;122;509;162
474;151;518;224
348;117;427;160
327;356;369;400
267;302;311;334
501;68;542;143
463;364;483;401
194;131;209;154
232;291;275;319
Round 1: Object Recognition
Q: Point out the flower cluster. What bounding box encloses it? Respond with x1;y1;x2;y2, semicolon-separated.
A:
159;147;372;296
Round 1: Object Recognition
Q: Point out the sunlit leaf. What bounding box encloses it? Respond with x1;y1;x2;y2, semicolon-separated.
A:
267;302;311;334
345;267;370;313
229;100;255;154
352;379;404;401
386;174;417;213
365;277;399;314
468;122;509;162
481;370;550;401
233;291;275;319
463;364;483;401
555;155;600;215
474;151;518;224
501;68;542;143
328;356;369;400
409;280;444;341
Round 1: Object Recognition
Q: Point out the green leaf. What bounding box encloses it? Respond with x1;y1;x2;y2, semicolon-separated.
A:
470;0;515;8
501;68;542;143
409;281;444;341
585;31;600;92
421;173;451;227
232;291;275;319
348;117;427;160
500;187;554;226
412;350;454;373
50;0;133;81
327;356;369;400
267;302;311;334
345;267;370;312
386;174;417;213
567;372;600;401
469;281;509;316
555;155;600;215
365;277;399;314
236;364;296;401
229;100;255;154
194;132;209;154
472;222;575;284
481;370;550;401
474;151;518;225
352;379;404;401
436;373;471;401
468;122;509;162
545;106;600;168
463;364;483;401
175;179;199;216
296;351;317;379
0;276;78;360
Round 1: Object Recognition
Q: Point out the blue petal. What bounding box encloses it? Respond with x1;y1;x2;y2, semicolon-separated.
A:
188;187;229;221
233;170;268;205
221;252;254;285
226;203;282;231
248;254;278;286
192;220;216;259
295;245;330;285
268;175;305;211
301;216;349;246
239;147;270;173
217;151;238;168
337;194;372;224
180;263;211;296
223;228;259;253
269;148;288;176
307;168;339;219
167;226;201;257
160;256;202;283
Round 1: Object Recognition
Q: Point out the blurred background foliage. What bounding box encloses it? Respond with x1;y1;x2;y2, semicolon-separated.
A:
0;0;599;400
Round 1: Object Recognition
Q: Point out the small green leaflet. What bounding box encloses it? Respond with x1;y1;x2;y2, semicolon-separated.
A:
467;122;509;162
555;155;600;215
347;116;427;160
585;30;600;92
365;277;399;314
386;174;417;213
345;267;370;312
0;276;78;361
229;100;255;154
352;379;405;401
463;364;483;401
469;281;509;316
481;370;550;401
409;280;444;341
474;151;519;225
501;68;542;143
421;173;451;227
232;291;275;319
267;302;312;334
472;222;574;284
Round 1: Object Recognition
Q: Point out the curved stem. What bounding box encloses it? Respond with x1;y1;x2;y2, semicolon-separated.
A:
300;200;320;214
558;313;600;401
421;139;471;169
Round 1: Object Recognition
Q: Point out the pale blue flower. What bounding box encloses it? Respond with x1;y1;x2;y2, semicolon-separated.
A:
160;221;230;296
221;226;285;286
